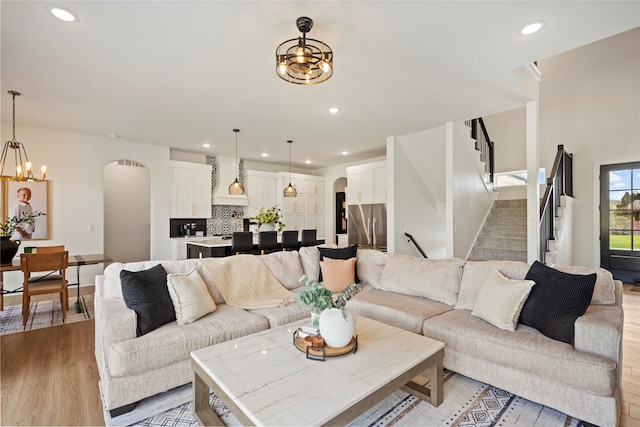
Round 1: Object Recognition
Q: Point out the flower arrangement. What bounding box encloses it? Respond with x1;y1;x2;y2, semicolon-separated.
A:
295;275;363;321
0;211;46;237
250;205;286;231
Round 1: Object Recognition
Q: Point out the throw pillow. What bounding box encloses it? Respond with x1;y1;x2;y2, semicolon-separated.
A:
519;261;596;344
472;270;535;331
120;264;176;336
167;267;217;325
319;257;357;293
318;244;358;282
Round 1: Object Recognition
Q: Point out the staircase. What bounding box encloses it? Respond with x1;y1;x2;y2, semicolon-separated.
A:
469;199;527;262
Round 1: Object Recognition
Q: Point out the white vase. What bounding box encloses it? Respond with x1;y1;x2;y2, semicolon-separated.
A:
259;223;275;232
319;308;355;348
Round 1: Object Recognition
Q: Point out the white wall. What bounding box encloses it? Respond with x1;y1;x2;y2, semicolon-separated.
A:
1;124;170;291
450;123;495;260
483;107;526;173
539;27;640;268
391;127;447;258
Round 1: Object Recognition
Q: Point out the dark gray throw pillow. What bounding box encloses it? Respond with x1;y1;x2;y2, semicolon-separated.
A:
120;264;176;337
318;244;358;283
519;261;596;344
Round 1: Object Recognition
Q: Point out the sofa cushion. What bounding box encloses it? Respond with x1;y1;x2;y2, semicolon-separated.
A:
378;254;464;306
167;267;217;325
348;288;454;334
120;264;176;336
259;250;304;290
249;304;311;328
299;246;321;283
555;265;615;305
319;257;356;293
472;270;535;331
456;260;530;310
107;304;269;378
423;309;616;397
318;244;358;282
520;261;596;344
356;249;387;288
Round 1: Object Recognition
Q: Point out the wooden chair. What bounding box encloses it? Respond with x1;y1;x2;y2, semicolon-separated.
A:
20;251;69;326
257;231;277;255
33;245;65;254
301;229;317;247
281;230;299;251
230;231;254;255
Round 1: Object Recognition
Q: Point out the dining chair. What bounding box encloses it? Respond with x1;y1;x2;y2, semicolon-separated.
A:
25;245;66;282
257;231;277;255
20;251;69;326
281;230;299;251
301;229;317;247
33;245;65;254
230;231;254;255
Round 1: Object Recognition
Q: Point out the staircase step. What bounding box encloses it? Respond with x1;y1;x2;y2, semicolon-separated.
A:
494;199;527;209
479;227;527;239
486;216;527;227
475;236;527;251
469;247;528;263
490;207;527;218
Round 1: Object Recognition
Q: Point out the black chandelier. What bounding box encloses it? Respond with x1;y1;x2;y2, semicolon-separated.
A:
276;17;333;85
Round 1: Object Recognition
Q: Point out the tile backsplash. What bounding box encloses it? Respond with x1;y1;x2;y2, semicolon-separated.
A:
206;206;244;235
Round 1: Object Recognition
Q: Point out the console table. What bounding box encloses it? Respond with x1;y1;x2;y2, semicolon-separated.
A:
0;253;112;312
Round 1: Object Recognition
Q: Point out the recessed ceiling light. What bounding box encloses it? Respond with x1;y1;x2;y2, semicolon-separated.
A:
328;107;340;114
520;21;545;35
341;151;348;156
51;8;76;22
109;133;121;139
261;153;268;157
202;143;210;148
305;160;311;164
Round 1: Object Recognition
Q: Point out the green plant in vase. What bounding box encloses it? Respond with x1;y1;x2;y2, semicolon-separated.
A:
250;205;286;232
0;211;46;237
295;275;363;325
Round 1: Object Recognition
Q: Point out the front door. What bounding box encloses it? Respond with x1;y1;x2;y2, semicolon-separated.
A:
600;162;640;283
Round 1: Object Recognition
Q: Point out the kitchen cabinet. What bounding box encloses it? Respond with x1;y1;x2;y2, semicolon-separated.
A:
276;173;325;238
170;161;212;218
346;161;387;205
246;170;277;218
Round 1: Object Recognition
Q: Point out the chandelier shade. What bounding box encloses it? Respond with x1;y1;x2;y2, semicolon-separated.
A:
1;91;47;182
276;17;333;85
228;128;245;195
283;140;297;197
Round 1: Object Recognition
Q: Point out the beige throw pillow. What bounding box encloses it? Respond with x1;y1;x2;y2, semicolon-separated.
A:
472;269;535;331
320;257;356;293
167;267;216;325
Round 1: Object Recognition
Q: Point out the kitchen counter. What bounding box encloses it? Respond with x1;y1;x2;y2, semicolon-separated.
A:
185;234;325;258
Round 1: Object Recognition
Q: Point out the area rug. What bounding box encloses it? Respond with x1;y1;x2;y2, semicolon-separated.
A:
105;370;583;427
0;294;93;336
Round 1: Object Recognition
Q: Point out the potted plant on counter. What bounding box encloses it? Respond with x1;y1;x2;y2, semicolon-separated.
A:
250;205;285;232
295;275;363;347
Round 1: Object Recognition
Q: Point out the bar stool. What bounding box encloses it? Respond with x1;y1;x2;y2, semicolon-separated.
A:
257;231;277;255
230;231;254;255
281;230;299;251
301;229;317;247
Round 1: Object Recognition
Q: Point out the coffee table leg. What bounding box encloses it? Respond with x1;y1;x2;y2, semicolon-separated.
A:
430;357;443;406
193;371;225;426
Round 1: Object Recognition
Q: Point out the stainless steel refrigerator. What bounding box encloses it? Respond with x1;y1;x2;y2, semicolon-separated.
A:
347;203;387;250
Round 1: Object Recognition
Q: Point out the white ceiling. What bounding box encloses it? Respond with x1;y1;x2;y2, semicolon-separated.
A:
1;1;638;169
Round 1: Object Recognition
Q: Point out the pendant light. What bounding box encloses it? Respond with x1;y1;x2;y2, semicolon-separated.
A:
1;90;47;181
283;140;297;197
228;129;244;195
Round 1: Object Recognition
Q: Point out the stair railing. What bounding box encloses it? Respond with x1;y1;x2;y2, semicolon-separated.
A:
466;118;495;185
404;232;428;258
539;144;573;261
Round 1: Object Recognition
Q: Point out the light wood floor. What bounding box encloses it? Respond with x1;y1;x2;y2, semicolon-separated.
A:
1;286;639;426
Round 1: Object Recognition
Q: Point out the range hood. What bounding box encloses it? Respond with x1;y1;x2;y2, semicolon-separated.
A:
212;155;248;206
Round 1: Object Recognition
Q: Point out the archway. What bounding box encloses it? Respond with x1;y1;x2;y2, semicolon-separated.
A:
104;160;151;262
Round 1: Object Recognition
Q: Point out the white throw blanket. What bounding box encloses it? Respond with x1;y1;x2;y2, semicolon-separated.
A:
198;255;295;309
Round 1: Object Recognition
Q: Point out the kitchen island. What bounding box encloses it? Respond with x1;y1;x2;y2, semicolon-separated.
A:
185;234;324;258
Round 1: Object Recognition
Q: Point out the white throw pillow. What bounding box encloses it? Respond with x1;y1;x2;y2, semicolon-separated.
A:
472;269;535;331
167;267;216;325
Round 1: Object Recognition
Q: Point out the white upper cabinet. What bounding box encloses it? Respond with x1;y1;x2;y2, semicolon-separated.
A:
170;161;212;218
276;172;326;238
246;170;277;218
346;161;387;205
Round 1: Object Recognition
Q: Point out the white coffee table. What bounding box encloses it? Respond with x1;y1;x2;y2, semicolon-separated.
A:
191;315;444;426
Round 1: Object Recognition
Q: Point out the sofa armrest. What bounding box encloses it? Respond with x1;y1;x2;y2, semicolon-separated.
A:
94;295;137;377
95;274;105;298
574;303;624;367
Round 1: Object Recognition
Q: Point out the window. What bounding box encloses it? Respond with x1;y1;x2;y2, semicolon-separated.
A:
608;168;640;251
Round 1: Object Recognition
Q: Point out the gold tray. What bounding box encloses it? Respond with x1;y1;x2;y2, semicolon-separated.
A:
292;330;358;361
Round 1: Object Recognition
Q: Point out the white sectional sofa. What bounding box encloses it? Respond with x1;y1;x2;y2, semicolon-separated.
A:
94;247;623;426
